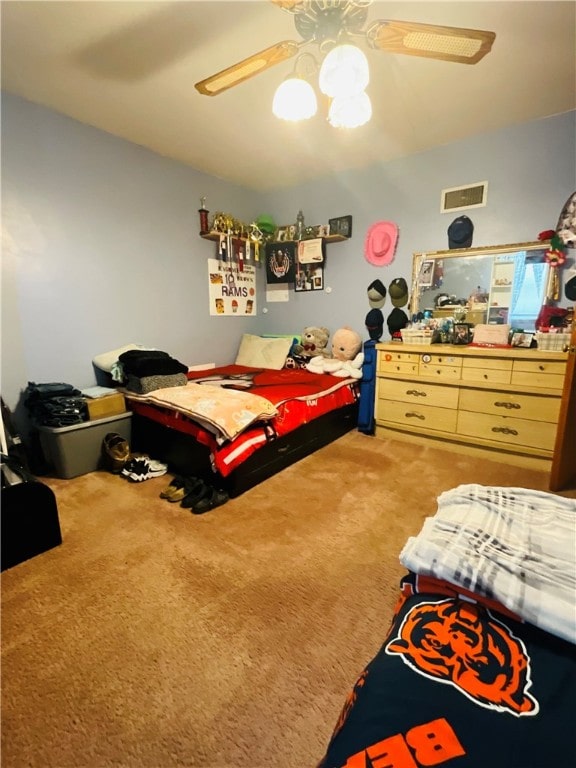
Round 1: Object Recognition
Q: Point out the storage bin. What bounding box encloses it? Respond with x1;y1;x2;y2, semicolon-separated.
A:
400;328;433;345
38;412;132;479
535;332;570;352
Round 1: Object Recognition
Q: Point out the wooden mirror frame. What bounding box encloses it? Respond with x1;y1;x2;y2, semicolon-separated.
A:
409;240;551;327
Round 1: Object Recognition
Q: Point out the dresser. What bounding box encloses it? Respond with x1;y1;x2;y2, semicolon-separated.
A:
374;343;568;470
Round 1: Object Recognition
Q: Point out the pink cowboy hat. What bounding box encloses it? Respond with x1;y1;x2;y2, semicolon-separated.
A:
364;221;399;266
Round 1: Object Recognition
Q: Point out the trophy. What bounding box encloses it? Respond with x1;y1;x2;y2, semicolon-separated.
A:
198;197;209;234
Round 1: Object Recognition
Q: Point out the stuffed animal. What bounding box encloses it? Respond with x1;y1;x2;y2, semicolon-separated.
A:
292;326;331;361
306;326;364;378
330;326;362;362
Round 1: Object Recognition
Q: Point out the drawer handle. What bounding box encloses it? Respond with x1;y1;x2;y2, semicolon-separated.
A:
494;401;521;410
406;412;425;420
539;365;545;371
491;426;518;436
406;389;427;397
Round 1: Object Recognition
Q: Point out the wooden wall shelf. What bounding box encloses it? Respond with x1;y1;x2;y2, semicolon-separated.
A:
200;232;348;244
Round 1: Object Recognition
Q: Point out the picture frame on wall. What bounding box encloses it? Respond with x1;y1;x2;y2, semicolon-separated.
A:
295;263;324;292
328;215;353;238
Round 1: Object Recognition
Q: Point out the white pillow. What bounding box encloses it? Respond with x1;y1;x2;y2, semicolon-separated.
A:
93;344;146;372
235;334;293;370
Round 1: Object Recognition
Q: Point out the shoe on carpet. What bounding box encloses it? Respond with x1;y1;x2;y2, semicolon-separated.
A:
122;456;168;482
191;487;229;515
121;457;148;480
180;479;212;509
102;432;131;474
160;476;199;502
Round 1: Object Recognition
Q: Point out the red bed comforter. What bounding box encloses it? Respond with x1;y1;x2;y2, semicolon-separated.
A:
127;365;359;476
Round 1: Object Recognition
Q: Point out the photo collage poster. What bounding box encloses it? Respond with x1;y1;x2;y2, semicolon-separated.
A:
208;258;257;316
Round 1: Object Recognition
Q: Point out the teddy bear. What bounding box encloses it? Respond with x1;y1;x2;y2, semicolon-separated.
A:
291;326;331;366
306;326;364;379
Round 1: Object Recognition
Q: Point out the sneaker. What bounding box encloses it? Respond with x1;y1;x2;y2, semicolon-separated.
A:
127;458;168;482
121;457;148;480
102;432;131;474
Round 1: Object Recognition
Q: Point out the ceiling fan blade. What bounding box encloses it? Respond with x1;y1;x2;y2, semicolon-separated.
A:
195;40;300;95
366;19;495;64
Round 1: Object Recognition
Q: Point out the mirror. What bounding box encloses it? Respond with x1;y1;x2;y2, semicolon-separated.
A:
409;241;551;331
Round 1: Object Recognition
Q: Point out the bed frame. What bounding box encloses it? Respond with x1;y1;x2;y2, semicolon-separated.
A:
130;401;359;497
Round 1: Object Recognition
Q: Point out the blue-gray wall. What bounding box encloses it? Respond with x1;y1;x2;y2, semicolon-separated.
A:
2;92;575;435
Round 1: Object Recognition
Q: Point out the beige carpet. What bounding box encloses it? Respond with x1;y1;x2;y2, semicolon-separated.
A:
1;431;570;768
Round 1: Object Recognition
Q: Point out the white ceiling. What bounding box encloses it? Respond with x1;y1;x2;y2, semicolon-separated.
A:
2;1;575;192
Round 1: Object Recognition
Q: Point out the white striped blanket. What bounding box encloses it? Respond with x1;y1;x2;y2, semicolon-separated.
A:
400;484;576;644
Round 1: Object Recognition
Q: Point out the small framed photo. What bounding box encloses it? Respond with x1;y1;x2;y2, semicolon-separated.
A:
318;224;331;237
418;259;435;288
453;323;472;345
328;215;353;238
295;264;324;292
511;331;534;348
275;227;288;242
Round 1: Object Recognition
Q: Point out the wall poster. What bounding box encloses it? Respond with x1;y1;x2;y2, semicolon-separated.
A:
208;258;257;316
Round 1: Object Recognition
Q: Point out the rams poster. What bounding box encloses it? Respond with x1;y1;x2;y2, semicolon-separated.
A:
208;258;257;316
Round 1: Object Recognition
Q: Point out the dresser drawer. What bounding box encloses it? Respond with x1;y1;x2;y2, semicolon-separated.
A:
378;378;459;409
461;357;512;385
419;363;461;380
459;388;561;423
378;400;457;432
427;353;462;367
378;358;419;376
511;360;566;390
457;410;557;451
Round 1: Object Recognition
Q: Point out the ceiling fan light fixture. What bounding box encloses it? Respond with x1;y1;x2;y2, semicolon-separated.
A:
272;76;318;121
318;43;369;98
328;91;372;129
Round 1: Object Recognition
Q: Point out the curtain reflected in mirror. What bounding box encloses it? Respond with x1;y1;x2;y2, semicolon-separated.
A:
509;251;548;330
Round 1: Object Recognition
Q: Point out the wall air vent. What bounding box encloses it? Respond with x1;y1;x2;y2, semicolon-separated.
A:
441;181;488;213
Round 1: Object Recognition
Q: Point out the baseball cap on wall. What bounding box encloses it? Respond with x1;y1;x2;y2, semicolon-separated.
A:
448;215;474;249
367;279;387;308
365;308;384;341
389;277;408;308
565;273;576;302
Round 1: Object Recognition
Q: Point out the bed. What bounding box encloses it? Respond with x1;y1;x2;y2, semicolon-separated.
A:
125;363;360;497
318;484;576;768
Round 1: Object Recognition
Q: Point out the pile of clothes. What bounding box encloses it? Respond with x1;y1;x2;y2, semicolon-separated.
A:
24;382;87;427
118;350;189;394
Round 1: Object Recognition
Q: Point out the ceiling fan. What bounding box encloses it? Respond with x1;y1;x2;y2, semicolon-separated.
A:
195;0;496;97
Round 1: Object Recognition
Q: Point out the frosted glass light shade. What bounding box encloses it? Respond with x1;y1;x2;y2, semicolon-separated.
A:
319;44;369;98
272;77;317;121
328;91;372;128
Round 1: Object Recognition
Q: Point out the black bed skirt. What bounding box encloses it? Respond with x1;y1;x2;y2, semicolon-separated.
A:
131;402;359;498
